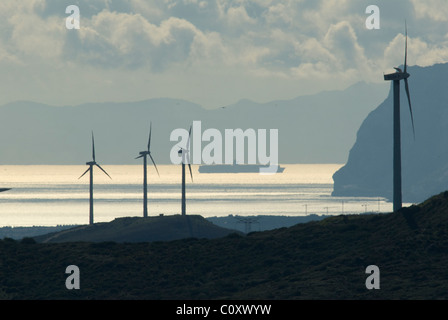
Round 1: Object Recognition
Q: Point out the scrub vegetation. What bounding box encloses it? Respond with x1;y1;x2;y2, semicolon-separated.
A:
1;192;448;299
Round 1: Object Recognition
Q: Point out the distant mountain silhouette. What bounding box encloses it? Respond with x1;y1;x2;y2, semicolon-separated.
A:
33;215;241;243
0;82;386;165
333;63;448;203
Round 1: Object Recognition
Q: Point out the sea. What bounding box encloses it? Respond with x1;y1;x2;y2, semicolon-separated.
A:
0;164;407;227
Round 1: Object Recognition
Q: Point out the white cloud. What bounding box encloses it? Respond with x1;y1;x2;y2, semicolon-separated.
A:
0;0;447;108
0;1;63;61
226;6;256;26
298;38;336;65
63;11;207;71
410;0;448;22
383;32;448;71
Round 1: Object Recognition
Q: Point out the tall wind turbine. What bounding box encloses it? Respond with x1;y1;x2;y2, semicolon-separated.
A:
383;23;415;212
79;132;112;225
178;125;193;216
135;122;159;218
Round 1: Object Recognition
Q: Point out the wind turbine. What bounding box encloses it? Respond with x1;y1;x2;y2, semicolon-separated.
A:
383;22;415;212
178;125;193;216
79;132;111;225
135;122;159;218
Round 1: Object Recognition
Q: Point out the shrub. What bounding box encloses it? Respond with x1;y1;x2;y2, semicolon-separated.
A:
20;237;36;244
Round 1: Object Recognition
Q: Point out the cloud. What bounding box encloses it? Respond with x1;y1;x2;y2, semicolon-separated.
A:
0;0;447;108
410;0;448;22
226;5;256;27
0;1;65;66
383;33;448;70
61;10;210;71
323;21;366;69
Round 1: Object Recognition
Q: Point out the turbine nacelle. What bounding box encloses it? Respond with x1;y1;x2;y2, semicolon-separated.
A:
136;122;160;175
79;132;112;180
136;150;150;158
384;70;410;81
384;22;415;139
178;147;187;155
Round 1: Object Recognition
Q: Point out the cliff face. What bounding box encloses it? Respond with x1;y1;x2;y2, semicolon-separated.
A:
332;63;448;203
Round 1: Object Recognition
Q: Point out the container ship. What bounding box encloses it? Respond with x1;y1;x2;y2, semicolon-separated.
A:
198;163;285;173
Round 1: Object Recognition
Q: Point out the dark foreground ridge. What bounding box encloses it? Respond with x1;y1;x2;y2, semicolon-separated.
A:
1;191;448;299
0;214;329;240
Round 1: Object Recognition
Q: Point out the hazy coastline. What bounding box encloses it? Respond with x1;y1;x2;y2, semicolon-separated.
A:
0;214;333;240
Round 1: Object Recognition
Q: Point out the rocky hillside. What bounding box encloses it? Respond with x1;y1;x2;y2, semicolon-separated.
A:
1;191;448;299
33;214;240;243
333;63;448;203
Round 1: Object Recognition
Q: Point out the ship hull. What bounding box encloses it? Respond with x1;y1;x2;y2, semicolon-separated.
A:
198;164;284;173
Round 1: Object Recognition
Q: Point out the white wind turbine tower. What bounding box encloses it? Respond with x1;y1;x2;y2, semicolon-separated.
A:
383;22;416;212
178;125;193;216
135;122;159;218
78;131;112;225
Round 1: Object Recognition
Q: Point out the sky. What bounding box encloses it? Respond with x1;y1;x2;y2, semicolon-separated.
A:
0;0;447;109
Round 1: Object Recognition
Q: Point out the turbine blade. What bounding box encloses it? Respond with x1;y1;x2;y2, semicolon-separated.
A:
78;167;91;179
184;147;190;164
404;78;415;139
149;154;160;177
96;163;112;179
186;124;192;152
147;122;152;152
135;154;144;159
184;150;193;181
188;163;193;182
91;131;96;162
404;21;407;73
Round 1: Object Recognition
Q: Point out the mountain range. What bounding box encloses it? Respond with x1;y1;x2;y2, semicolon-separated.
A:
0;81;387;165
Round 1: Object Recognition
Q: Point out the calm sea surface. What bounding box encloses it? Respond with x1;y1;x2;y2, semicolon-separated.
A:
0;164;403;227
